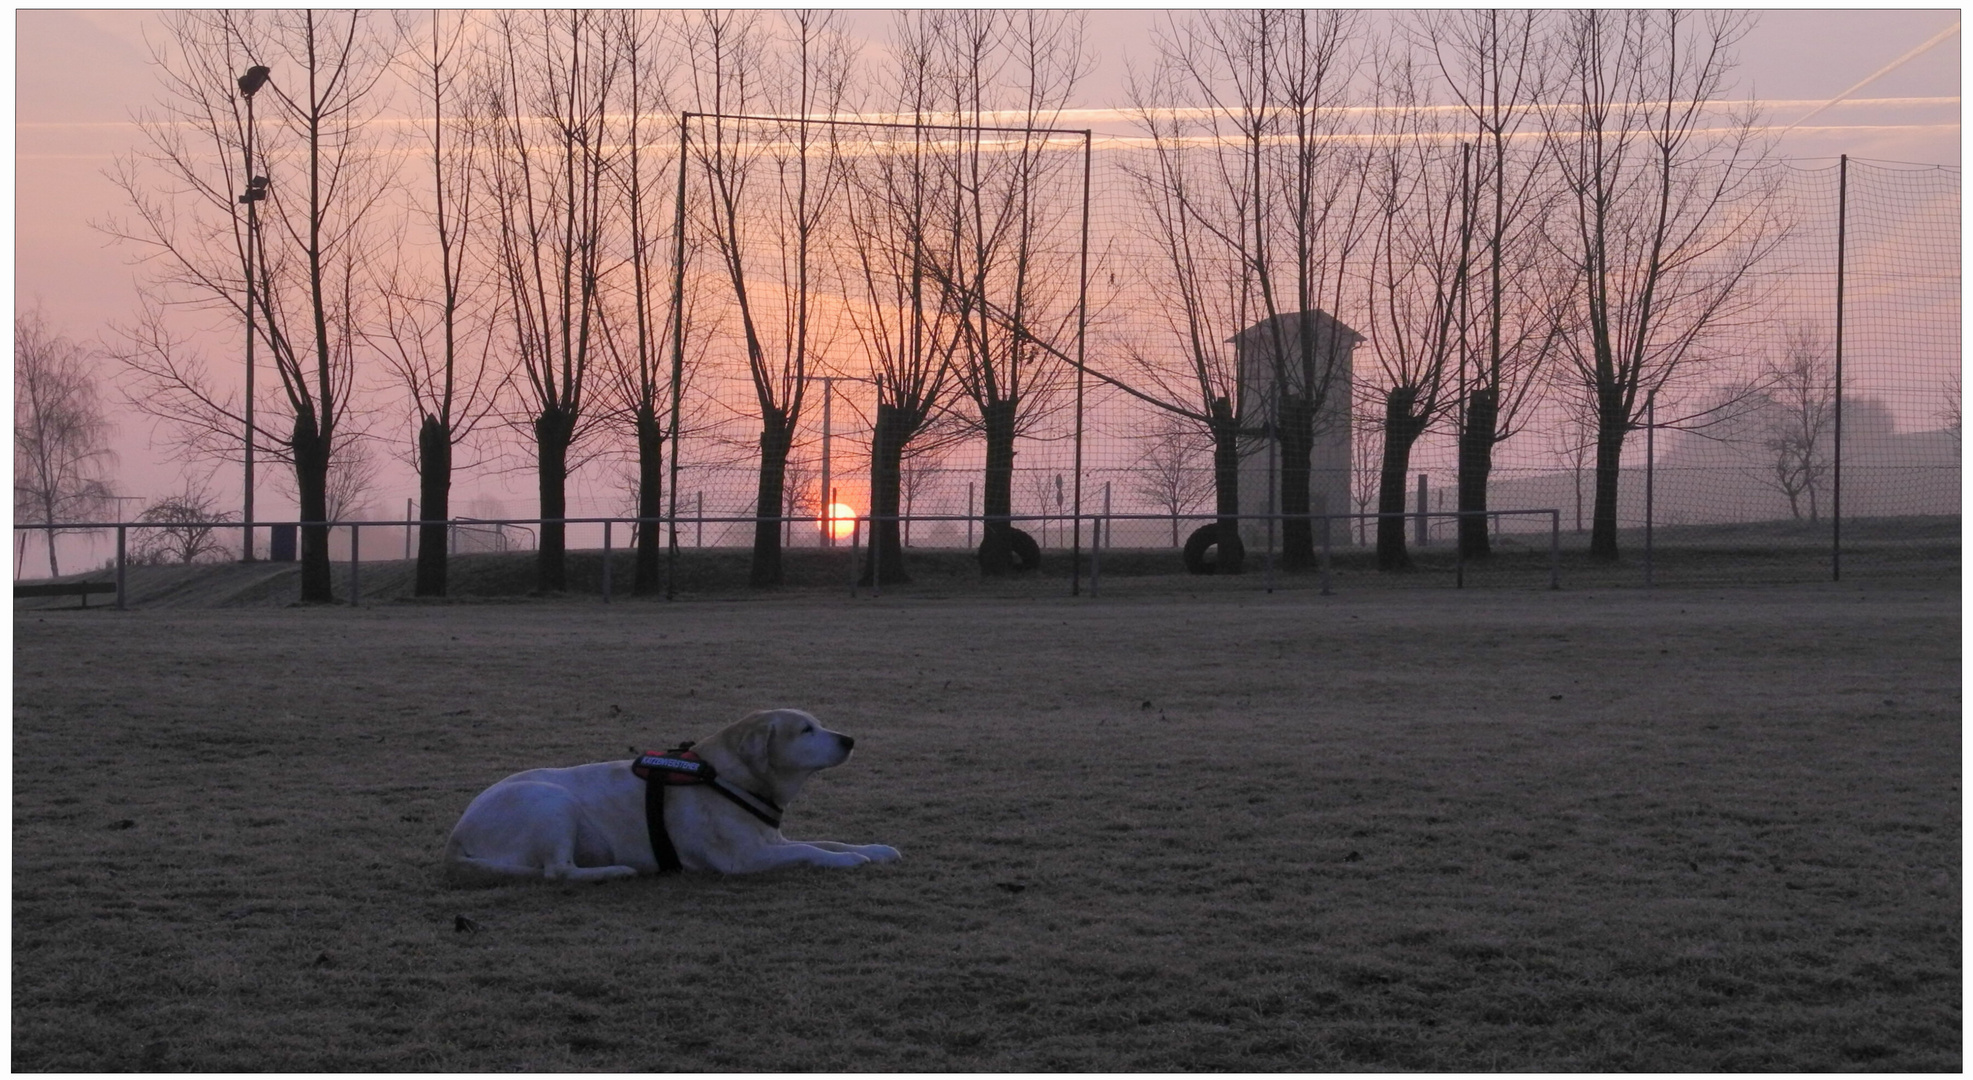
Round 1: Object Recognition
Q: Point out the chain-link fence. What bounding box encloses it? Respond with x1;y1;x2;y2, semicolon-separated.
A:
650;147;1955;581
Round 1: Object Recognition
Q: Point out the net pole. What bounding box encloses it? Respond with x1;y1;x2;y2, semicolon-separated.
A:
1832;154;1847;583
666;112;691;601
1645;391;1655;589
1071;130;1091;597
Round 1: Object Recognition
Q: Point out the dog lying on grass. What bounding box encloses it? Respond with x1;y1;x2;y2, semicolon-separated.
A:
444;709;901;882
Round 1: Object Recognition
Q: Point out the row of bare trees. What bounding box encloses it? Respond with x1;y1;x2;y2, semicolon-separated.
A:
108;9;1100;597
1101;9;1785;570
100;8;1796;602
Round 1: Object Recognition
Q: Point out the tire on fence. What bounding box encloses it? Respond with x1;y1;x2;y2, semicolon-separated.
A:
977;527;1042;575
1182;523;1245;575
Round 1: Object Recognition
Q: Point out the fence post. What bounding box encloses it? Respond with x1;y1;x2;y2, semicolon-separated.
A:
602;520;613;604
350;523;360;607
1093;481;1110;599
116;526;127;610
1456;514;1466;589
849;517;860;598
1549;510;1561;591
1090;516;1102;597
1264;511;1276;594
1320;516;1333;596
1415;474;1429;546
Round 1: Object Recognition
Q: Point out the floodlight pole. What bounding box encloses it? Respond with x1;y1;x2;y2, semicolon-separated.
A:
238;66;270;561
666;112;691;600
1070;130;1091;597
1832;154;1847;582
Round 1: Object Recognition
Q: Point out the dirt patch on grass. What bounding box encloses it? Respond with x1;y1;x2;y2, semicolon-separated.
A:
12;575;1960;1070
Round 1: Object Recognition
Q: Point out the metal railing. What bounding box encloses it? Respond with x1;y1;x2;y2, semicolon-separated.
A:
14;507;1563;609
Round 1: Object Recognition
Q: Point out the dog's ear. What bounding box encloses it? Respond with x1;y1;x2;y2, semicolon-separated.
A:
739;715;774;766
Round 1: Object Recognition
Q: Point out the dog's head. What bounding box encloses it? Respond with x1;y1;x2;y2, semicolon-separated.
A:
707;709;855;796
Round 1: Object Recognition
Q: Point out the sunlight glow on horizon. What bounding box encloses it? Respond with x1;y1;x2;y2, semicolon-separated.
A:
824;503;857;541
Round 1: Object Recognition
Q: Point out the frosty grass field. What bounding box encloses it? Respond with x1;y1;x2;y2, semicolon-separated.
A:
11;552;1960;1071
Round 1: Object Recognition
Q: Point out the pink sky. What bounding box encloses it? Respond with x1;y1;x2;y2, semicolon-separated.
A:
10;8;1962;531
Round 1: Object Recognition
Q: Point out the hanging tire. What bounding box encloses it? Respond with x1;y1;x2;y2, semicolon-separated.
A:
977;526;1042;574
1183;523;1245;575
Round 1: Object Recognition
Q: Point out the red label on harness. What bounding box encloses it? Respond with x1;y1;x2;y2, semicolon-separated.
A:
633;749;712;785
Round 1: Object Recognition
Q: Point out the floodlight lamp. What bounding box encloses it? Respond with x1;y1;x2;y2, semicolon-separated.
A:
238;66;271;98
239;175;270;205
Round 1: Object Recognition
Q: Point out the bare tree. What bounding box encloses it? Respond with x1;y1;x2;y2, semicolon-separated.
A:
483;9;619;593
1112;30;1263;575
1187;10;1369;569
1548;404;1595;534
1131;413;1213;547
371;9;504;597
899;444;948;548
107;10;394;603
14;310;118;578
1549;9;1783;561
1754;323;1835;520
780;452;821;548
1360;52;1474;571
133;478;237;566
1417;9;1570;559
1116;11;1368;574
598;10;699;595
925;10;1087;577
686;10;855;586
838;12;973;584
1349;392;1383;546
1020;468;1070;550
1940;369;1960;451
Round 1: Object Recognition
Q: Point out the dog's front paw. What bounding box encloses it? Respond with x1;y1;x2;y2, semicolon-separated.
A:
860;844;903;863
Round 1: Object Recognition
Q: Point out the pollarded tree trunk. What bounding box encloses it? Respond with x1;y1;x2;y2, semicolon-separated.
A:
1375;387;1429;572
1277;393;1316;570
862;403;914;586
633;406;664;596
976;397;1020;575
291;417;334;603
1208;396;1246;575
415;416;451;596
535;406;576;592
1456;388;1497;560
1589;404;1628;562
750;412;792;587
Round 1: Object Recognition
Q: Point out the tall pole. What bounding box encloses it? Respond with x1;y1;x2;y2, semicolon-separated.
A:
1832;154;1847;582
820;377;833;547
1645;390;1655;588
239;77;263;562
666;113;691;599
1070;131;1091;596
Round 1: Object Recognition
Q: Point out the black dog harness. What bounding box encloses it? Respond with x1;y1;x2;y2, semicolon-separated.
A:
632;742;784;873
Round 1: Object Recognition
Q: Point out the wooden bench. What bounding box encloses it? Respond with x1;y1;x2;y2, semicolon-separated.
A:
14;581;117;608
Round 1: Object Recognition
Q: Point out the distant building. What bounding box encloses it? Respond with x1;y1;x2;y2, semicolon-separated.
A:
1230;310;1361;546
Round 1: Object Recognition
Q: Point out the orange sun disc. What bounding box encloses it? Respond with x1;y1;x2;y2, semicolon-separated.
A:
824;503;857;540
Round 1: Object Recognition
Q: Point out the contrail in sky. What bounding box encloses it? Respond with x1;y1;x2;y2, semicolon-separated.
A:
1782;20;1960;135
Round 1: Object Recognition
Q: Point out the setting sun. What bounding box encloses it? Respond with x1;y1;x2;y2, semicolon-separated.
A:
824;503;857;541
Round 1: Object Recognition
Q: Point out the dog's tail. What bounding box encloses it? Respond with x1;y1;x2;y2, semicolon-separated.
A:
442;852;547;886
441;829;543;886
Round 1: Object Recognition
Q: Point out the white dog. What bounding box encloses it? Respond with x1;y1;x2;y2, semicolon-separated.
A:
444;709;901;881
